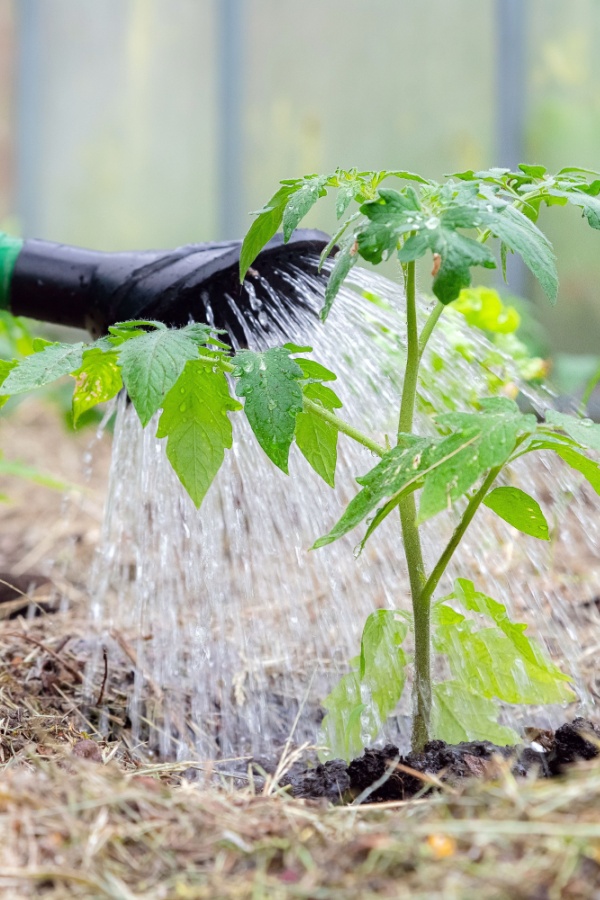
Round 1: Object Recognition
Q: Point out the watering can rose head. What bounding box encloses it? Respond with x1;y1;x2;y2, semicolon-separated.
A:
0;229;330;343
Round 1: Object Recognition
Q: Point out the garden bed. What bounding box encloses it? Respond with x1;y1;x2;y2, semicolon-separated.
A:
1;399;600;896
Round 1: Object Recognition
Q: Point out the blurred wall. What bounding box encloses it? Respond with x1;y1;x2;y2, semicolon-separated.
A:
528;0;600;353
0;1;14;225
0;0;599;351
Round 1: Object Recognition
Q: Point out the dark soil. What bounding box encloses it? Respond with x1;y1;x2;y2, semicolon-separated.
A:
282;718;600;803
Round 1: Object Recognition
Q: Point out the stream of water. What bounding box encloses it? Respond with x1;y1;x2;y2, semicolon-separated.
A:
85;262;600;761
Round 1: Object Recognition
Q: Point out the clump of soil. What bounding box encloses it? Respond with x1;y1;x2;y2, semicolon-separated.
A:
284;718;600;803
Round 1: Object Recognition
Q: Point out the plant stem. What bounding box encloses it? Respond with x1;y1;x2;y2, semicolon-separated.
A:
398;261;420;439
302;397;386;458
418;301;445;359
397;260;430;751
420;465;502;606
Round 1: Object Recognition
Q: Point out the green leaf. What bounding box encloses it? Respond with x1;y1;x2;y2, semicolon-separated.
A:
321;240;358;321
452;286;520;334
525;438;600;495
181;322;229;349
356;494;404;555
156;360;242;507
386;169;430;185
71;349;123;426
118;328;203;427
239;183;296;280
318;667;365;763
357;189;422;264
545;409;600;453
234;347;304;473
283;342;312;355
551;187;600;231
2;342;85;394
398;208;497;305
418;398;536;522
0;358;17;407
295;381;341;487
431;682;520;745
295;357;337;383
518;164;547;179
0;455;72;492
314;432;480;548
320;611;408;761
282;175;328;241
483;486;549;540
103;320;164;348
435;579;574;705
487;205;558;304
109;319;164;333
557;166;600;178
360;611;408;731
452;167;512;185
336;183;355;219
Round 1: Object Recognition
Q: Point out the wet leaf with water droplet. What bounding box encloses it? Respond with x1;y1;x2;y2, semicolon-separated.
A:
483;486;549;540
233;347;304;473
418;398;537;522
295;380;342;487
3;341;85;394
319;610;408;761
156;361;241;507
71;348;123;426
356;188;422;264
545;409;600;453
239;182;297;280
484;204;558;304
431;681;520;745
434;579;574;706
314;433;460;548
522;435;600;496
398;209;497;306
281;174;328;242
118;329;209;427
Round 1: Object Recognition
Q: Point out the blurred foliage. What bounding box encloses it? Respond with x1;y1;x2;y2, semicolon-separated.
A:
0;311;107;431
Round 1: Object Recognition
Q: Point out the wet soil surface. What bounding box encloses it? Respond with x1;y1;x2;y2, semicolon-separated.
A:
281;718;600;803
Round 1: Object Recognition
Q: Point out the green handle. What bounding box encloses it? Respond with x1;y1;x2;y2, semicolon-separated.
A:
0;233;24;311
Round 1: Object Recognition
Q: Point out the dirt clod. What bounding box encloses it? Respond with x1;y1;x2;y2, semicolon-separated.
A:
284;724;600;803
547;717;600;773
71;739;103;762
283;759;351;801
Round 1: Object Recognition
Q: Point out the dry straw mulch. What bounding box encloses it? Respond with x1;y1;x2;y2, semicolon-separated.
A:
0;604;600;899
1;736;600;898
1;399;600;898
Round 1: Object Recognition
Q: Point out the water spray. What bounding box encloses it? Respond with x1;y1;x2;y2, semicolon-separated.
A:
0;230;330;341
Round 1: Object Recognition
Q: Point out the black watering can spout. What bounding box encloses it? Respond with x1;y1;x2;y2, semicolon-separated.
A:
0;230;331;344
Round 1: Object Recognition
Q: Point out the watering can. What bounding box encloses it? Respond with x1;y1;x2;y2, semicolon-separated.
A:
0;230;330;342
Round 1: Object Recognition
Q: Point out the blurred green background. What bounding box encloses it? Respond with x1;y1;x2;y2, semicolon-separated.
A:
0;0;599;363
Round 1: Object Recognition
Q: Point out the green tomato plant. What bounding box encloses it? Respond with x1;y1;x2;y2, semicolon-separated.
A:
2;165;600;755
